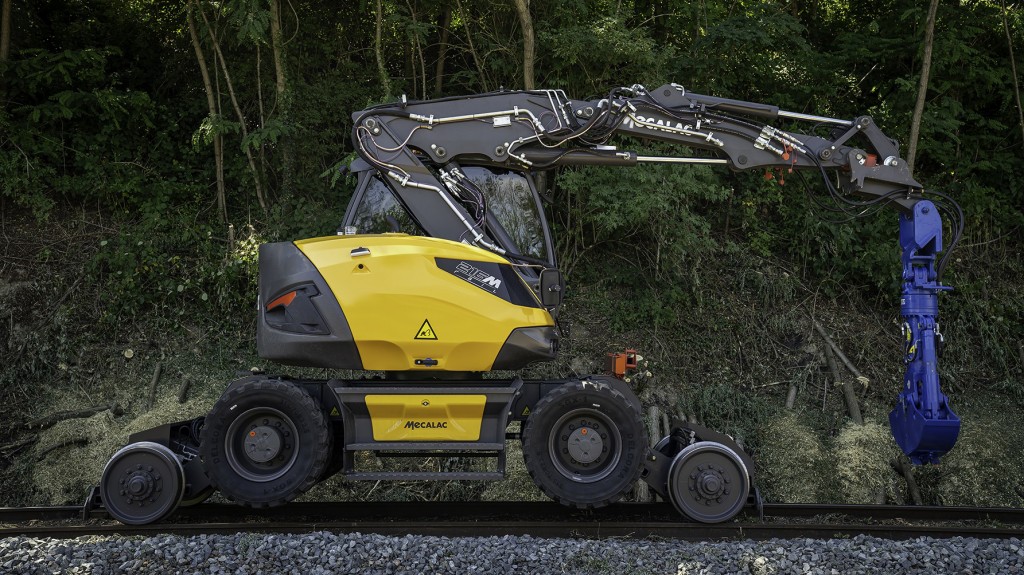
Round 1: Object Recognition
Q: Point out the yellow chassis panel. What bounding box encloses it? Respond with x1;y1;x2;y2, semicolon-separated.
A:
366;394;487;441
296;234;554;372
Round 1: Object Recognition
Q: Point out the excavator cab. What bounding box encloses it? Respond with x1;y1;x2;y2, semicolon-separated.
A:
343;161;556;270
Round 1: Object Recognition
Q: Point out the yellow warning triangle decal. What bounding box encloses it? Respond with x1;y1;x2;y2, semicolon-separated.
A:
415;319;438;340
329;406;340;416
521;406;531;416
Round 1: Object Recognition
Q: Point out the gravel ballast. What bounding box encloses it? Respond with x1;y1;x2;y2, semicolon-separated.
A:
1;532;1022;574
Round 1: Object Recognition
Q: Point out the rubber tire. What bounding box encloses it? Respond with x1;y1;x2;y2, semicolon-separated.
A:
200;379;330;507
522;379;645;508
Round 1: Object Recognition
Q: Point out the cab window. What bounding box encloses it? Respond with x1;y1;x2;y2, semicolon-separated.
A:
348;175;423;235
463;167;548;262
347;168;550;264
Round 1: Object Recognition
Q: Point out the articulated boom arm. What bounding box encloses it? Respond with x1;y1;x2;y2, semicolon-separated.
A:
352;83;962;463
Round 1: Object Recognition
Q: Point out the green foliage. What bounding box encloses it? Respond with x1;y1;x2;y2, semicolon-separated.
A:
677;382;776;446
84;191;341;330
192;115;240;148
224;0;272;45
0;47;192;219
555;145;730;283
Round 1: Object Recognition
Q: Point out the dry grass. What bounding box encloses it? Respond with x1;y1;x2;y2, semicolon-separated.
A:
915;402;1024;506
833;419;903;504
756;411;829;502
30;390;214;504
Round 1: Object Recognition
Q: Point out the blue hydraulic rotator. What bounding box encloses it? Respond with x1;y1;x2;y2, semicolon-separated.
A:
888;200;960;464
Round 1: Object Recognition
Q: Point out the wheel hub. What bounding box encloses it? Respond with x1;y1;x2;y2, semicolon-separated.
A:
566;427;603;464
244;425;283;463
224;408;300;483
122;467;159;502
548;409;622;483
692;465;728;501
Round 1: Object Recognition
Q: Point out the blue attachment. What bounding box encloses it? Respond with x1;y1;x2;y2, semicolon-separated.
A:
889;200;960;464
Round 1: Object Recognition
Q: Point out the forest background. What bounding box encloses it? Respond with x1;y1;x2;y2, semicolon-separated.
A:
0;0;1022;508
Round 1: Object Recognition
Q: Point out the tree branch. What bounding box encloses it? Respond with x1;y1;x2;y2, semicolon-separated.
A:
1002;0;1024;145
195;1;268;212
186;4;227;223
907;0;939;173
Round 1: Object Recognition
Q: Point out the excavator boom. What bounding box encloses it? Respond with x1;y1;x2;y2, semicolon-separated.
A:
351;83;963;463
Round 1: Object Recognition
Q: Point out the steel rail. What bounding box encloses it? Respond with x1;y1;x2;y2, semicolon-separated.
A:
3;502;1024;540
2;521;1024;542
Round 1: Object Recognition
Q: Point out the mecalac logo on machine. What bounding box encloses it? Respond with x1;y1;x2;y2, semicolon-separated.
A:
405;420;449;429
623;113;691;134
453;261;502;292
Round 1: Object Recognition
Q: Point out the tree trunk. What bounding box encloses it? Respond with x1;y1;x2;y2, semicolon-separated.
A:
196;1;268;212
146;362;163;411
270;0;287;100
907;0;939;173
374;0;392;96
812;318;869;389
511;0;535;89
255;44;269;201
433;7;451;98
825;345;863;425
0;0;11;62
1001;0;1024;145
892;458;924;505
186;5;228;223
269;0;292;195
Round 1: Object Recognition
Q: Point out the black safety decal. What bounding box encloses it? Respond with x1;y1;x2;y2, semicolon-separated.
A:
415;319;438;340
434;258;541;308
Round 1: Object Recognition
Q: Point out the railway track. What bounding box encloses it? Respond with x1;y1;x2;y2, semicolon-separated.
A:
2;501;1024;540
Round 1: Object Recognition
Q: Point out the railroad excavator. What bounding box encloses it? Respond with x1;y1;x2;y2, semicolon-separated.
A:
96;83;963;525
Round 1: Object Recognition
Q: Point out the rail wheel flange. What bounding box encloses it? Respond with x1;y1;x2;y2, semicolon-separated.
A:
100;441;185;525
667;441;750;523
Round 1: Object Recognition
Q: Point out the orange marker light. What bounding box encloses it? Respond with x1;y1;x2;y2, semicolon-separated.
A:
268;291;297;311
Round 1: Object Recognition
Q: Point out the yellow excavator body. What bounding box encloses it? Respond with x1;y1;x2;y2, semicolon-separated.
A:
292;234;556;372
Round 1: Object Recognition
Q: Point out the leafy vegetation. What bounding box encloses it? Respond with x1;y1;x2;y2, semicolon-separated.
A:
0;0;1022;506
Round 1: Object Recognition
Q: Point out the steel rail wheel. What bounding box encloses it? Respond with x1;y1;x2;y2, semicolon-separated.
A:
522;379;645;508
100;441;185;525
178;484;216;507
200;379;330;507
667;441;750;523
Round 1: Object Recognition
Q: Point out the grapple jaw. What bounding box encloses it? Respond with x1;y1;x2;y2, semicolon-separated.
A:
890;200;960;465
890;394;960;465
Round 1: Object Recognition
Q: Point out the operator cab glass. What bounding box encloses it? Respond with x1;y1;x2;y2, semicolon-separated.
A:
461;167;549;263
344;167;555;268
347;174;425;236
